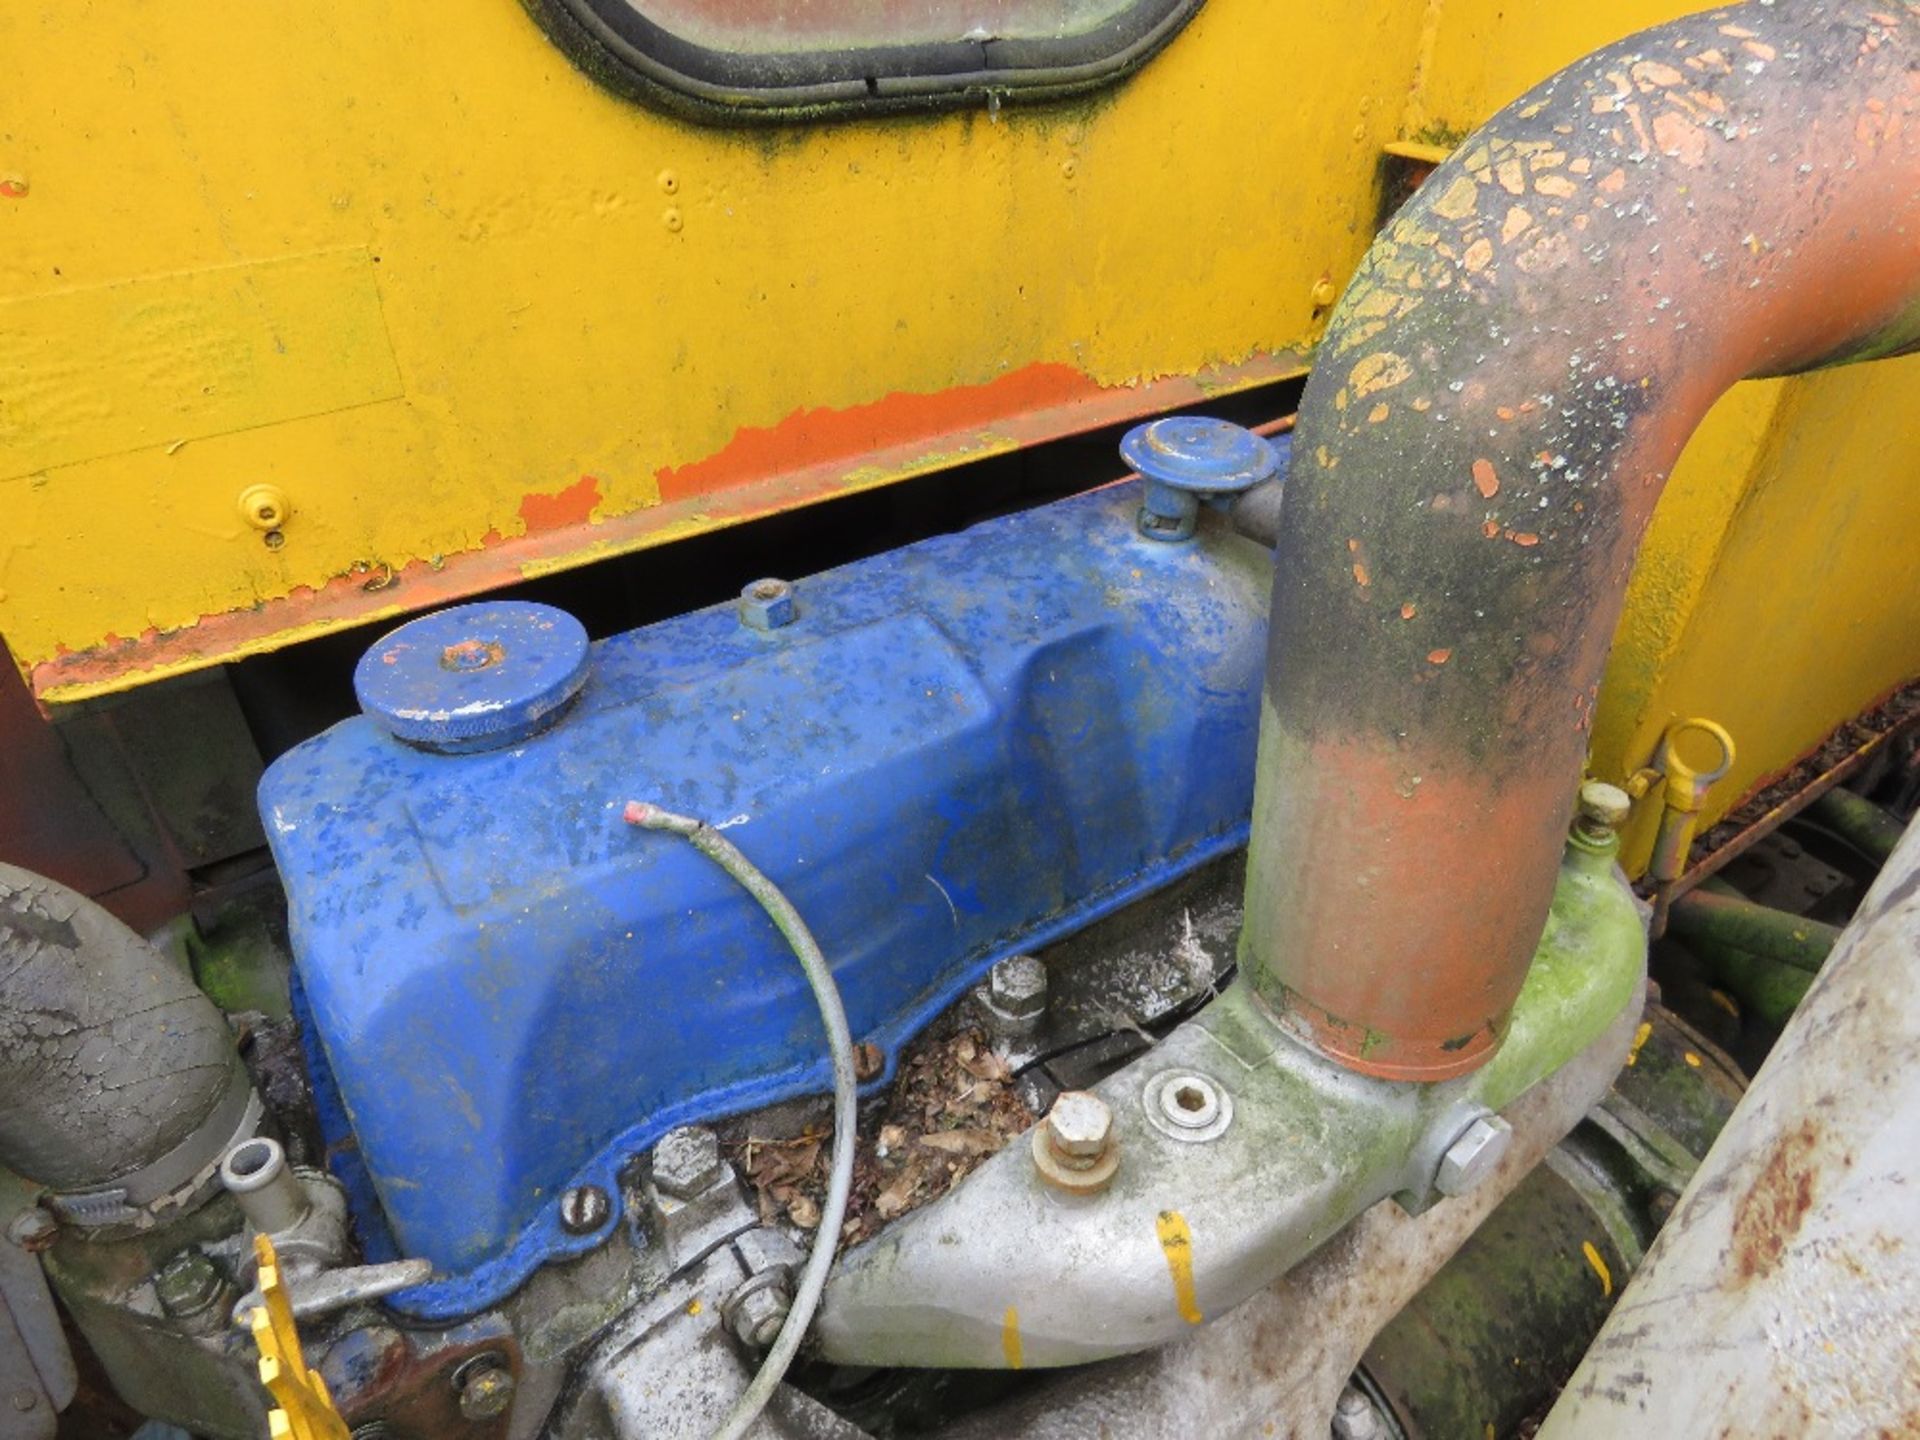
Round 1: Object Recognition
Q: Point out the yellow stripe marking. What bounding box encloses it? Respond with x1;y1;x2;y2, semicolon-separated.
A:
1156;1211;1205;1325
1002;1306;1024;1369
1625;1021;1654;1066
1582;1240;1613;1297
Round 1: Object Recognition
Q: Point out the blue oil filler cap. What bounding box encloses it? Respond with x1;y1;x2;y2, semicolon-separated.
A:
1121;416;1280;542
353;601;591;753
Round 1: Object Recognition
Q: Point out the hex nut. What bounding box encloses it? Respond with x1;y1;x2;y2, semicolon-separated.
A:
739;578;796;631
1045;1091;1113;1161
732;1285;791;1348
456;1360;516;1422
733;1226;804;1282
987;955;1048;1020
558;1185;611;1235
653;1126;726;1200
1435;1114;1513;1197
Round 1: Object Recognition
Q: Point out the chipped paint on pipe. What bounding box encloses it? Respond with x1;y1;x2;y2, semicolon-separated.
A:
1244;0;1920;1081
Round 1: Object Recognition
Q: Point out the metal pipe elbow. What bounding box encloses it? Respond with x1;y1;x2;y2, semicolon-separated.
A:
0;863;256;1217
1244;0;1920;1079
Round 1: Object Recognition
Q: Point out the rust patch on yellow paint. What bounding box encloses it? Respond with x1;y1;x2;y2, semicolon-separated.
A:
1155;1211;1204;1325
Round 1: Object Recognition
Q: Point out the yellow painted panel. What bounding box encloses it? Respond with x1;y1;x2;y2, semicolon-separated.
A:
0;250;400;479
1596;355;1920;866
0;0;1433;691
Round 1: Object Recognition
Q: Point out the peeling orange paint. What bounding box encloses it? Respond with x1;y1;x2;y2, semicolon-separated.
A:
1428;647;1452;664
656;362;1093;504
1472;457;1501;497
519;474;602;535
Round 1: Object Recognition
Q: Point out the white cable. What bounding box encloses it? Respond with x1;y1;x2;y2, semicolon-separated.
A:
624;802;859;1440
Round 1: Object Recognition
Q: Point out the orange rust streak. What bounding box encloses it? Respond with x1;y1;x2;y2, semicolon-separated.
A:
656;363;1093;504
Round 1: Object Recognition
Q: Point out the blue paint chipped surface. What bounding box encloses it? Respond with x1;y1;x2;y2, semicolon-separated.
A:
260;480;1273;1318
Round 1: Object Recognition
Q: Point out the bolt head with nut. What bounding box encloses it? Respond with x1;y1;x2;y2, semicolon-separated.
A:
1046;1091;1112;1160
653;1126;726;1200
987;954;1048;1019
732;1285;791;1348
739;578;796;631
1435;1113;1513;1197
456;1360;516;1422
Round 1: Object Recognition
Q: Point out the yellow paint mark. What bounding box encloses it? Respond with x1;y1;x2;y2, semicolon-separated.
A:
1368;402;1391;423
1155;1211;1204;1325
1582;1240;1614;1297
1534;174;1578;198
1496;158;1526;195
1383;139;1454;166
1501;206;1534;243
1684;1051;1703;1068
687;1298;704;1316
1462;237;1494;273
1709;989;1741;1017
1350;351;1413;398
1625;1020;1654;1066
1430;174;1480;221
1002;1306;1024;1369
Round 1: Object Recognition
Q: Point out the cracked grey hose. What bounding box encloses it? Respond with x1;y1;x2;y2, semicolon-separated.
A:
623;802;858;1440
0;862;253;1202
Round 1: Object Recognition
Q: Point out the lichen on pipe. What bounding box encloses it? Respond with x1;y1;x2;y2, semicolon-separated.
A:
1245;0;1920;1080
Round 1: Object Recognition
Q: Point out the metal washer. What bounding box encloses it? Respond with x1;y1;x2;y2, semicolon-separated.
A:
1141;1069;1234;1143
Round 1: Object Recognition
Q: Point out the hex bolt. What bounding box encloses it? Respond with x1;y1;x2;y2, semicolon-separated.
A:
739;578;796;631
1332;1384;1385;1440
558;1184;611;1235
455;1357;516;1422
1574;779;1632;842
1435;1113;1513;1197
653;1126;726;1201
987;954;1048;1021
155;1250;227;1321
5;1207;56;1253
1046;1092;1113;1166
731;1285;791;1349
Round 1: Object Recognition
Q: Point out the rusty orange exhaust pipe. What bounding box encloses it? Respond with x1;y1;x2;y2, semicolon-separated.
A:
1244;0;1920;1080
